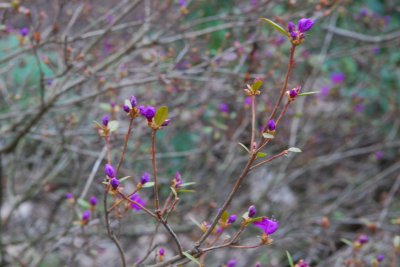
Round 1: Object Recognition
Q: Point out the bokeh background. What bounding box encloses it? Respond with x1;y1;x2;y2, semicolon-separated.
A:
0;0;399;266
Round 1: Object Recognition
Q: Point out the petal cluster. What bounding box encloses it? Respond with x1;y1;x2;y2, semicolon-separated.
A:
253;217;279;235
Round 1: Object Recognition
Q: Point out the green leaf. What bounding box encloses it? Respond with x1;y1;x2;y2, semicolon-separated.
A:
177;189;195;193
341;238;353;247
238;143;250;153
182;252;202;267
262;133;274;139
247;216;263;224
77;199;90;210
393;235;400;248
242;211;249;220
108;120;119;132
298;91;319;96
99;103;112;112
221;211;229;223
179;182;196;188
251;79;263;91
286;251;294;267
170;186;178;198
189;216;202;229
288;147;302;153
154;106;169;127
256;152;267;158
119;176;131;183
260;18;289;37
142;182;155;188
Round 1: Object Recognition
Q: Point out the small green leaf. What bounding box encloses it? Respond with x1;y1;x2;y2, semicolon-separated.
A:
99;103;112;112
288;147;302;153
238;143;250;153
142;182;155;188
286;251;294;267
154;106;169;127
298;91;319;96
341;238;353;247
247;216;263;224
221;211;229;223
77;199;90;210
256;152;267;158
393;235;400;248
251;79;263;91
189;216;202;229
108;120;119;132
182;251;202;267
179;182;196;188
119;176;131;183
242;211;249;220
170;186;178;198
262;133;274;139
177;189;195;193
260;18;289;37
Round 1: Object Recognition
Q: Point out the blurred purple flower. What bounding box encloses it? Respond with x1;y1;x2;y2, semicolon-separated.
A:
20;27;29;37
173;171;183;188
110;178;120;190
89;196;97;206
288;22;295;33
357;234;369;244
226;259;237;267
250;0;257;7
320;86;330;97
140;171;150;185
253;217;279;235
162;119;171;127
82;210;90;222
66;193;73;200
228;214;237;224
102;115;109;126
139;105;156;121
130;193;146;211
105;164;116;178
331;72;345;85
375;150;384;161
295;260;310;267
219;103;229;113
178;0;187;7
106;15;114;24
123;104;131;113
255;263;261;267
159;248;165;256
354;104;364;113
267;119;276;131
298;18;314;33
372;47;380;54
248;205;256;218
245;97;252;107
274;36;286;46
359;8;368;17
377;254;384;262
130;96;137;108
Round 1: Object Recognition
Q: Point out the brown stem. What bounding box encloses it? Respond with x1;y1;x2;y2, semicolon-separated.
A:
116;117;134;174
250;95;256;155
265;44;296;127
195;153;257;248
151;129;160;211
118;191;158;219
250;150;288;170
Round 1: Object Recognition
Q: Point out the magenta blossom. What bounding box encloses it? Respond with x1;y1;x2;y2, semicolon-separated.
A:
226;259;237;267
219;103;229;113
139;105;156;121
130;193;146;211
331;72;345;85
105;164;116;178
253;217;279;235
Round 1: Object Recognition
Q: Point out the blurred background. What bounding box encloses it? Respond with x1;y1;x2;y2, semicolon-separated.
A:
0;0;399;266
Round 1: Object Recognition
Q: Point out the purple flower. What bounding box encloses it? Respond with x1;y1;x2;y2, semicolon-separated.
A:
162;119;171;127
289;88;298;98
130;193;146;211
295;260;310;267
245;97;252;107
105;164;116;178
298;18;314;33
228;214;237;224
219;103;229;113
287;22;295;32
253;217;279;235
290;31;298;40
330;72;345;85
82;210;90;222
354;104;364;113
377;254;384;262
159;248;165;256
226;259;237;267
248;205;256;218
255;263;261;267
130;96;137;108
320;86;330;97
65;193;73;200
178;0;187;7
375;150;384;161
267;119;276;131
20;27;29;37
123;104;131;113
89;196;97;206
102;115;109;126
140;172;150;185
110;177;120;190
139;105;156;121
357;234;369;244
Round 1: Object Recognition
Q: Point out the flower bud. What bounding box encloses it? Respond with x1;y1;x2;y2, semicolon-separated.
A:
110;177;120;190
228;214;237;224
89;196;97;206
248;205;256;218
123;104;131;113
267;119;276;132
298;18;314;33
140;172;150;185
105;164;116;178
130;96;137;108
102;115;109;127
